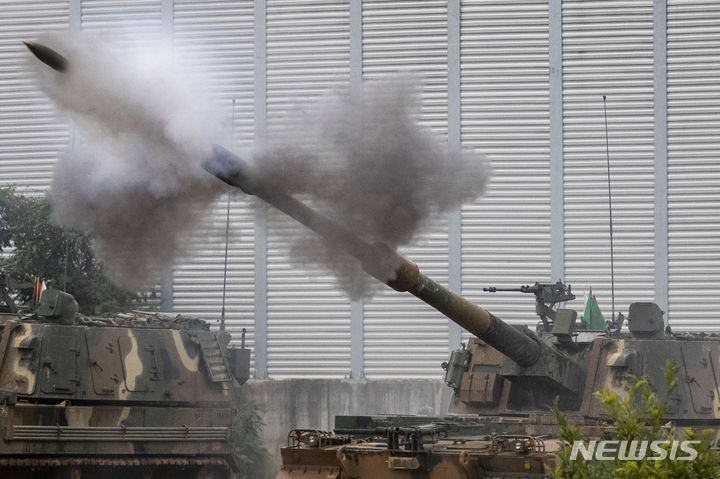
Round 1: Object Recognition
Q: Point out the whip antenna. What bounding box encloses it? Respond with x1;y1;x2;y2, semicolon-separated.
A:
220;188;231;332
603;95;616;321
220;99;236;331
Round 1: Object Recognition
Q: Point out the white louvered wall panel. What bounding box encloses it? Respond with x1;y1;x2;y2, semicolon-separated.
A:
171;1;256;359
173;0;255;149
362;0;449;378
78;0;166;311
0;1;69;192
460;1;551;331
81;0;162;41
562;0;655;318
667;1;720;330
266;207;352;378
172;198;256;352
266;0;351;378
8;0;720;375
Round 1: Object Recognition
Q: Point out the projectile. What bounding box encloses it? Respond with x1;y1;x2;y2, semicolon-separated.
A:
23;41;67;72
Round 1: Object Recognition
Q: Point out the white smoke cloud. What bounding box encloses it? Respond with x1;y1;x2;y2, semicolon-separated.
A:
30;32;490;298
257;78;490;297
29;32;227;289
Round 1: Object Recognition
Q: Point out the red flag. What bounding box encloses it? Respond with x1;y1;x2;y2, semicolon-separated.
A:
34;277;46;304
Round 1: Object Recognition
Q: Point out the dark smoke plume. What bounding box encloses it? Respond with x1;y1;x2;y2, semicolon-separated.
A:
256;78;490;297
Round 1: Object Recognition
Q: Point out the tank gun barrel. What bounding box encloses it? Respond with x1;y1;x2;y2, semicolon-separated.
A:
203;146;541;367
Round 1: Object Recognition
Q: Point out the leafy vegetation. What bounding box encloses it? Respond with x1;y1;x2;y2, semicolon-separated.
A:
0;187;138;314
231;393;269;479
552;362;720;478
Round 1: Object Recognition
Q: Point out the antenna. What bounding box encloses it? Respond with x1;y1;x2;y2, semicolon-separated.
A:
63;132;76;292
602;95;616;321
220;99;236;331
220;189;231;332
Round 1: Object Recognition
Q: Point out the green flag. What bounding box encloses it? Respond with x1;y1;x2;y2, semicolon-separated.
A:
583;288;606;330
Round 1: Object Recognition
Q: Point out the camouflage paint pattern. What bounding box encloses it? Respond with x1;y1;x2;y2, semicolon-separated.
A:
274;301;720;478
0;320;231;404
0;305;249;479
204;144;720;477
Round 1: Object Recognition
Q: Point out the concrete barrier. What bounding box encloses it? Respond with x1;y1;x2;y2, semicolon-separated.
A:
240;378;451;476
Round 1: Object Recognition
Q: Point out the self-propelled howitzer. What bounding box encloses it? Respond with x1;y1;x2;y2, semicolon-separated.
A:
204;146;720;479
204;146;583;409
0;286;250;479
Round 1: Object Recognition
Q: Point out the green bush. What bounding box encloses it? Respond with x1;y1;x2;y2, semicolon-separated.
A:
231;394;269;479
552;362;720;478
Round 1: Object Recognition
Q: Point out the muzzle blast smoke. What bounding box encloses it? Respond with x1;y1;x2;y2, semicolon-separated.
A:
203;145;541;368
25;35;491;301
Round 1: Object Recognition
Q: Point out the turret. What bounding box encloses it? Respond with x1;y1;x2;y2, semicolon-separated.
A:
204;146;585;407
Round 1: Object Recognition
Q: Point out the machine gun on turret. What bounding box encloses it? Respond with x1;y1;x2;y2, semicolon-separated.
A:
483;281;575;330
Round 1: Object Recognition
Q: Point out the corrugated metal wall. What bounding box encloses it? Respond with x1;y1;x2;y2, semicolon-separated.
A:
171;1;257;366
4;1;720;377
667;0;720;330
362;1;450;378
81;0;161;38
265;0;352;377
561;0;656;317
460;0;551;331
0;1;69;192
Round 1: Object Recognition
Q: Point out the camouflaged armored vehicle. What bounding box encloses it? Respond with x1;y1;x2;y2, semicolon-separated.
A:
275;289;696;479
198;146;720;479
0;283;249;479
270;282;720;479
